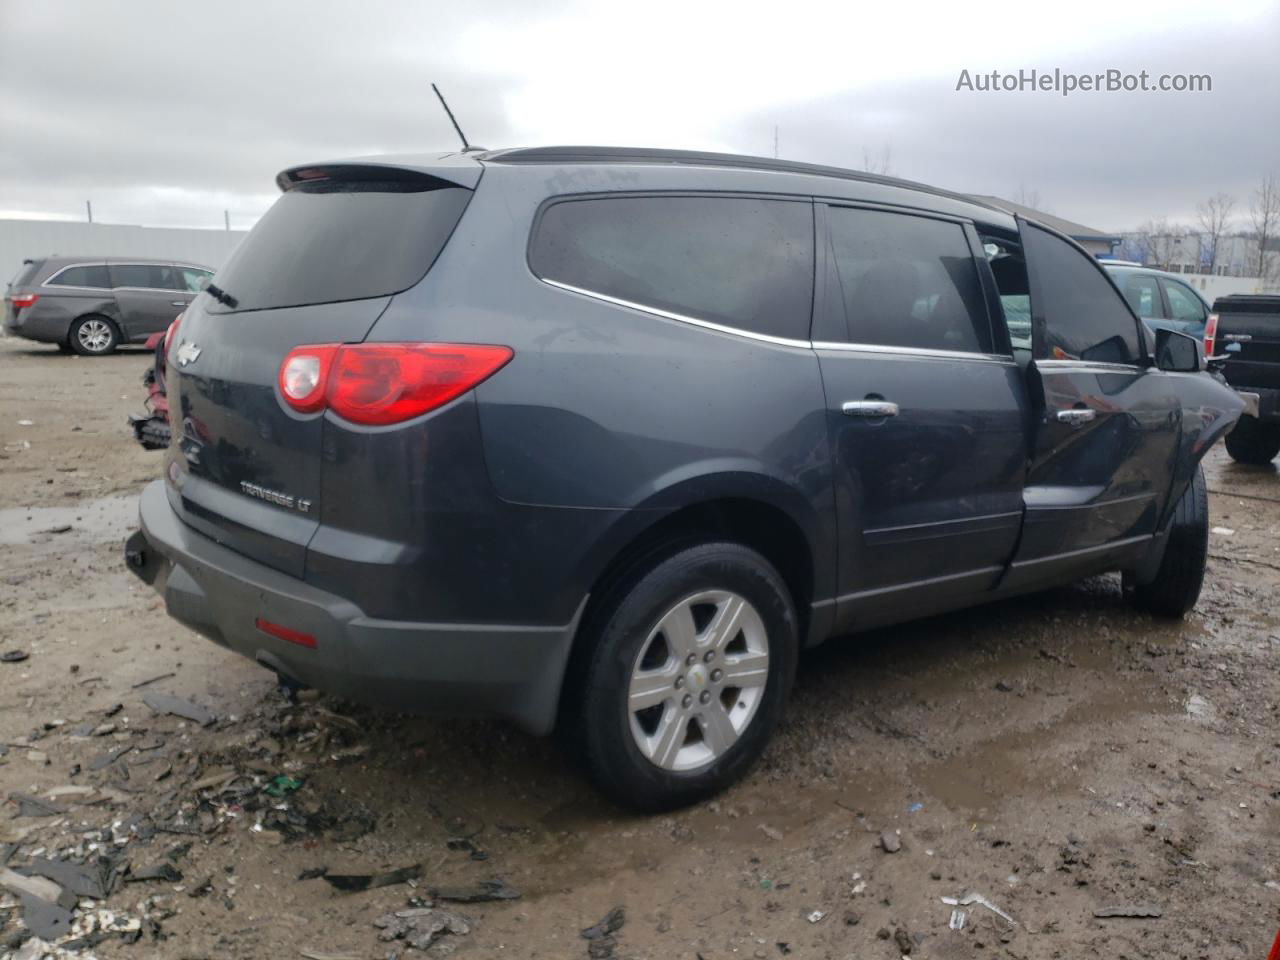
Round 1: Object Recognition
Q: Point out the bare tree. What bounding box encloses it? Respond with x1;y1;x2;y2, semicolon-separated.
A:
1136;217;1189;271
861;145;892;176
1250;173;1280;280
1012;184;1046;213
1196;193;1236;274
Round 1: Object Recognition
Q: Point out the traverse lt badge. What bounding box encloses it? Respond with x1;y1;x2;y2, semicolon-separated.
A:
175;342;202;367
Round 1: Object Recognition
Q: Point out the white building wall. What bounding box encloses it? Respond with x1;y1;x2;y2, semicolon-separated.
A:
1178;273;1280;302
0;219;247;287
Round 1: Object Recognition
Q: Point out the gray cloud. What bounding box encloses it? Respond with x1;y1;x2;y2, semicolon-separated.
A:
1;0;1276;233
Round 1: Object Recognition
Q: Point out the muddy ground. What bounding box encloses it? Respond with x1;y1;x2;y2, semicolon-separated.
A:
0;336;1277;960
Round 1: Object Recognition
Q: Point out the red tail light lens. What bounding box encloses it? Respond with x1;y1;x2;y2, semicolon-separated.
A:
164;311;184;356
277;342;512;424
255;617;316;649
10;293;38;309
1204;312;1218;358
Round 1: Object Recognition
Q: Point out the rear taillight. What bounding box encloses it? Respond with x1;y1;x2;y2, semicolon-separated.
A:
1204;312;1219;358
277;342;513;425
164;311;184;356
10;293;38;309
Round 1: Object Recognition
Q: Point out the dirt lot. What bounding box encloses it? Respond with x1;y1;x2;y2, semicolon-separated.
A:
0;336;1278;960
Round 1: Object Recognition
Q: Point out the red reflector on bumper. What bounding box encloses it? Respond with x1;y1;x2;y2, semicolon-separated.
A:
255;617;316;649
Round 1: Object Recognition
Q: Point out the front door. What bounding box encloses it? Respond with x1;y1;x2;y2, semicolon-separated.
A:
815;203;1030;632
1005;220;1181;590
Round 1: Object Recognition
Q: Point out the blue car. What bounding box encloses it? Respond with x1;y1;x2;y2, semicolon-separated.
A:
1102;262;1212;342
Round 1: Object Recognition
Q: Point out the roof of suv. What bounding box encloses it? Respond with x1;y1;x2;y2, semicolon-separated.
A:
30;255;203;267
283;146;1020;233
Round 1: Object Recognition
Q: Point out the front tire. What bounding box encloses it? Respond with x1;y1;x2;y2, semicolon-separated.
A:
69;315;119;356
1126;464;1207;618
1224;415;1280;465
577;542;798;812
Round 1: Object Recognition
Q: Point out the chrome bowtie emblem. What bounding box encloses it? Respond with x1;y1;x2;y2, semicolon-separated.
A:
175;342;202;366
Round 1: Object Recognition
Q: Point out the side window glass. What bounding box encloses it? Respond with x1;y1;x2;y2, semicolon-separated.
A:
1161;280;1207;323
979;235;1031;350
827;207;993;353
530;195;814;341
1121;275;1162;319
178;267;211;292
47;265;110;289
110;263;174;290
1022;224;1141;364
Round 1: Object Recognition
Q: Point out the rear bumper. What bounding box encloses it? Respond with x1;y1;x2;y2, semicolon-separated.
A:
126;481;584;735
3;310;67;343
1231;386;1280;422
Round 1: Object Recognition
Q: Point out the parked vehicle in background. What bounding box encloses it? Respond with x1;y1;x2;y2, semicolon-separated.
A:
3;256;213;355
125;147;1241;810
1103;263;1212;341
128;327;173;450
1212;294;1280;464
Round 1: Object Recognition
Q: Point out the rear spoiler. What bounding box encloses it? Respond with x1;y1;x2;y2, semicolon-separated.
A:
276;153;483;192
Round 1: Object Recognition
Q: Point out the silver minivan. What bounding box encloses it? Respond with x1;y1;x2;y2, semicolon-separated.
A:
4;255;213;355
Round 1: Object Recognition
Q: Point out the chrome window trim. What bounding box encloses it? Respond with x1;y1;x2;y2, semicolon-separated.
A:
1037;359;1143;373
541;277;1020;364
42;261;208;294
539;278;813;349
812;340;1016;364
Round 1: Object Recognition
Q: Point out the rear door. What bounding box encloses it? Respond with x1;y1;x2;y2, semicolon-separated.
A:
1217;296;1280;390
165;166;475;576
815;203;1029;631
109;262;187;340
1007;221;1180;588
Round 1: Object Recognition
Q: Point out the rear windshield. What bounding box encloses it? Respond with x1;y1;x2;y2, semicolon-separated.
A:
207;177;472;313
8;261;41;289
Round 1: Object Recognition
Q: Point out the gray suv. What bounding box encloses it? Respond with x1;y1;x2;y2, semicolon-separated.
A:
125;148;1241;809
4;256;214;355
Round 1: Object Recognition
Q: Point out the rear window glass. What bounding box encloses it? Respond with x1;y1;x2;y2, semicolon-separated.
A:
47;264;111;289
530;195;814;341
10;261;42;288
208;178;472;312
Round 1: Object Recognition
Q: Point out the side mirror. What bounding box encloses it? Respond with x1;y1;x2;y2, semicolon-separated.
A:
1154;328;1202;373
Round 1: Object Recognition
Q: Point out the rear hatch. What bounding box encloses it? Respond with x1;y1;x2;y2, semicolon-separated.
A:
1215;294;1280;391
4;259;42;329
165;160;478;577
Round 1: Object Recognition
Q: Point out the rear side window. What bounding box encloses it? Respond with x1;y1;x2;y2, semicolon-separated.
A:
827;207;993;353
1023;224;1141;364
177;266;212;292
47;264;111;289
111;263;179;290
209;178;472;312
10;261;42;288
530;195;814;341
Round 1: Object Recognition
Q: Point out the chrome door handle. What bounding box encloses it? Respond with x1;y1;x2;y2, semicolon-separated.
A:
170;300;190;307
842;400;899;418
1056;408;1096;425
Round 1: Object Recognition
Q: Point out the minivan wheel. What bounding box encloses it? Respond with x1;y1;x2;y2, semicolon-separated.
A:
69;315;119;356
1224;415;1280;465
1125;464;1207;618
577;542;798;812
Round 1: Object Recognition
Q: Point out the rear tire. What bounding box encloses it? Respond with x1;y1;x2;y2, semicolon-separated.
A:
56;340;73;354
576;542;798;812
69;315;119;356
1224;415;1280;465
1125;464;1207;618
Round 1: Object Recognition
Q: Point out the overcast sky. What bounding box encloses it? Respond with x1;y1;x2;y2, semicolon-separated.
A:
1;0;1277;234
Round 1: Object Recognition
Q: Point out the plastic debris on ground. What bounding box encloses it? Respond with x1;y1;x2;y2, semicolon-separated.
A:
374;906;471;950
941;892;1016;925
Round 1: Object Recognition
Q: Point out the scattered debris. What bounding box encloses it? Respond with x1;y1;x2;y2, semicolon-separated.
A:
127;862;183;883
429;879;521;903
994;679;1016;692
941;892;1016;925
1;650;30;663
880;830;901;853
581;905;626;940
894;927;914;954
297;865;329;881
27;855;117;898
87;744;134;771
141;691;216;726
1185;693;1216;721
323;864;421;893
1211;526;1235;536
949;908;966;930
130;671;176;689
806;910;825;923
374;907;470;950
299;951;362;960
263;775;304;797
906;802;924;813
758;824;784;841
1093;904;1162;918
9;792;66;818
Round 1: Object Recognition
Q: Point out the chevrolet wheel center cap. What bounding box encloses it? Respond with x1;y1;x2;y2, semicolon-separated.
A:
688;665;708;690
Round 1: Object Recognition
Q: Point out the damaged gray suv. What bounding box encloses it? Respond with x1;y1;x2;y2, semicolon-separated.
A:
125;147;1241;810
